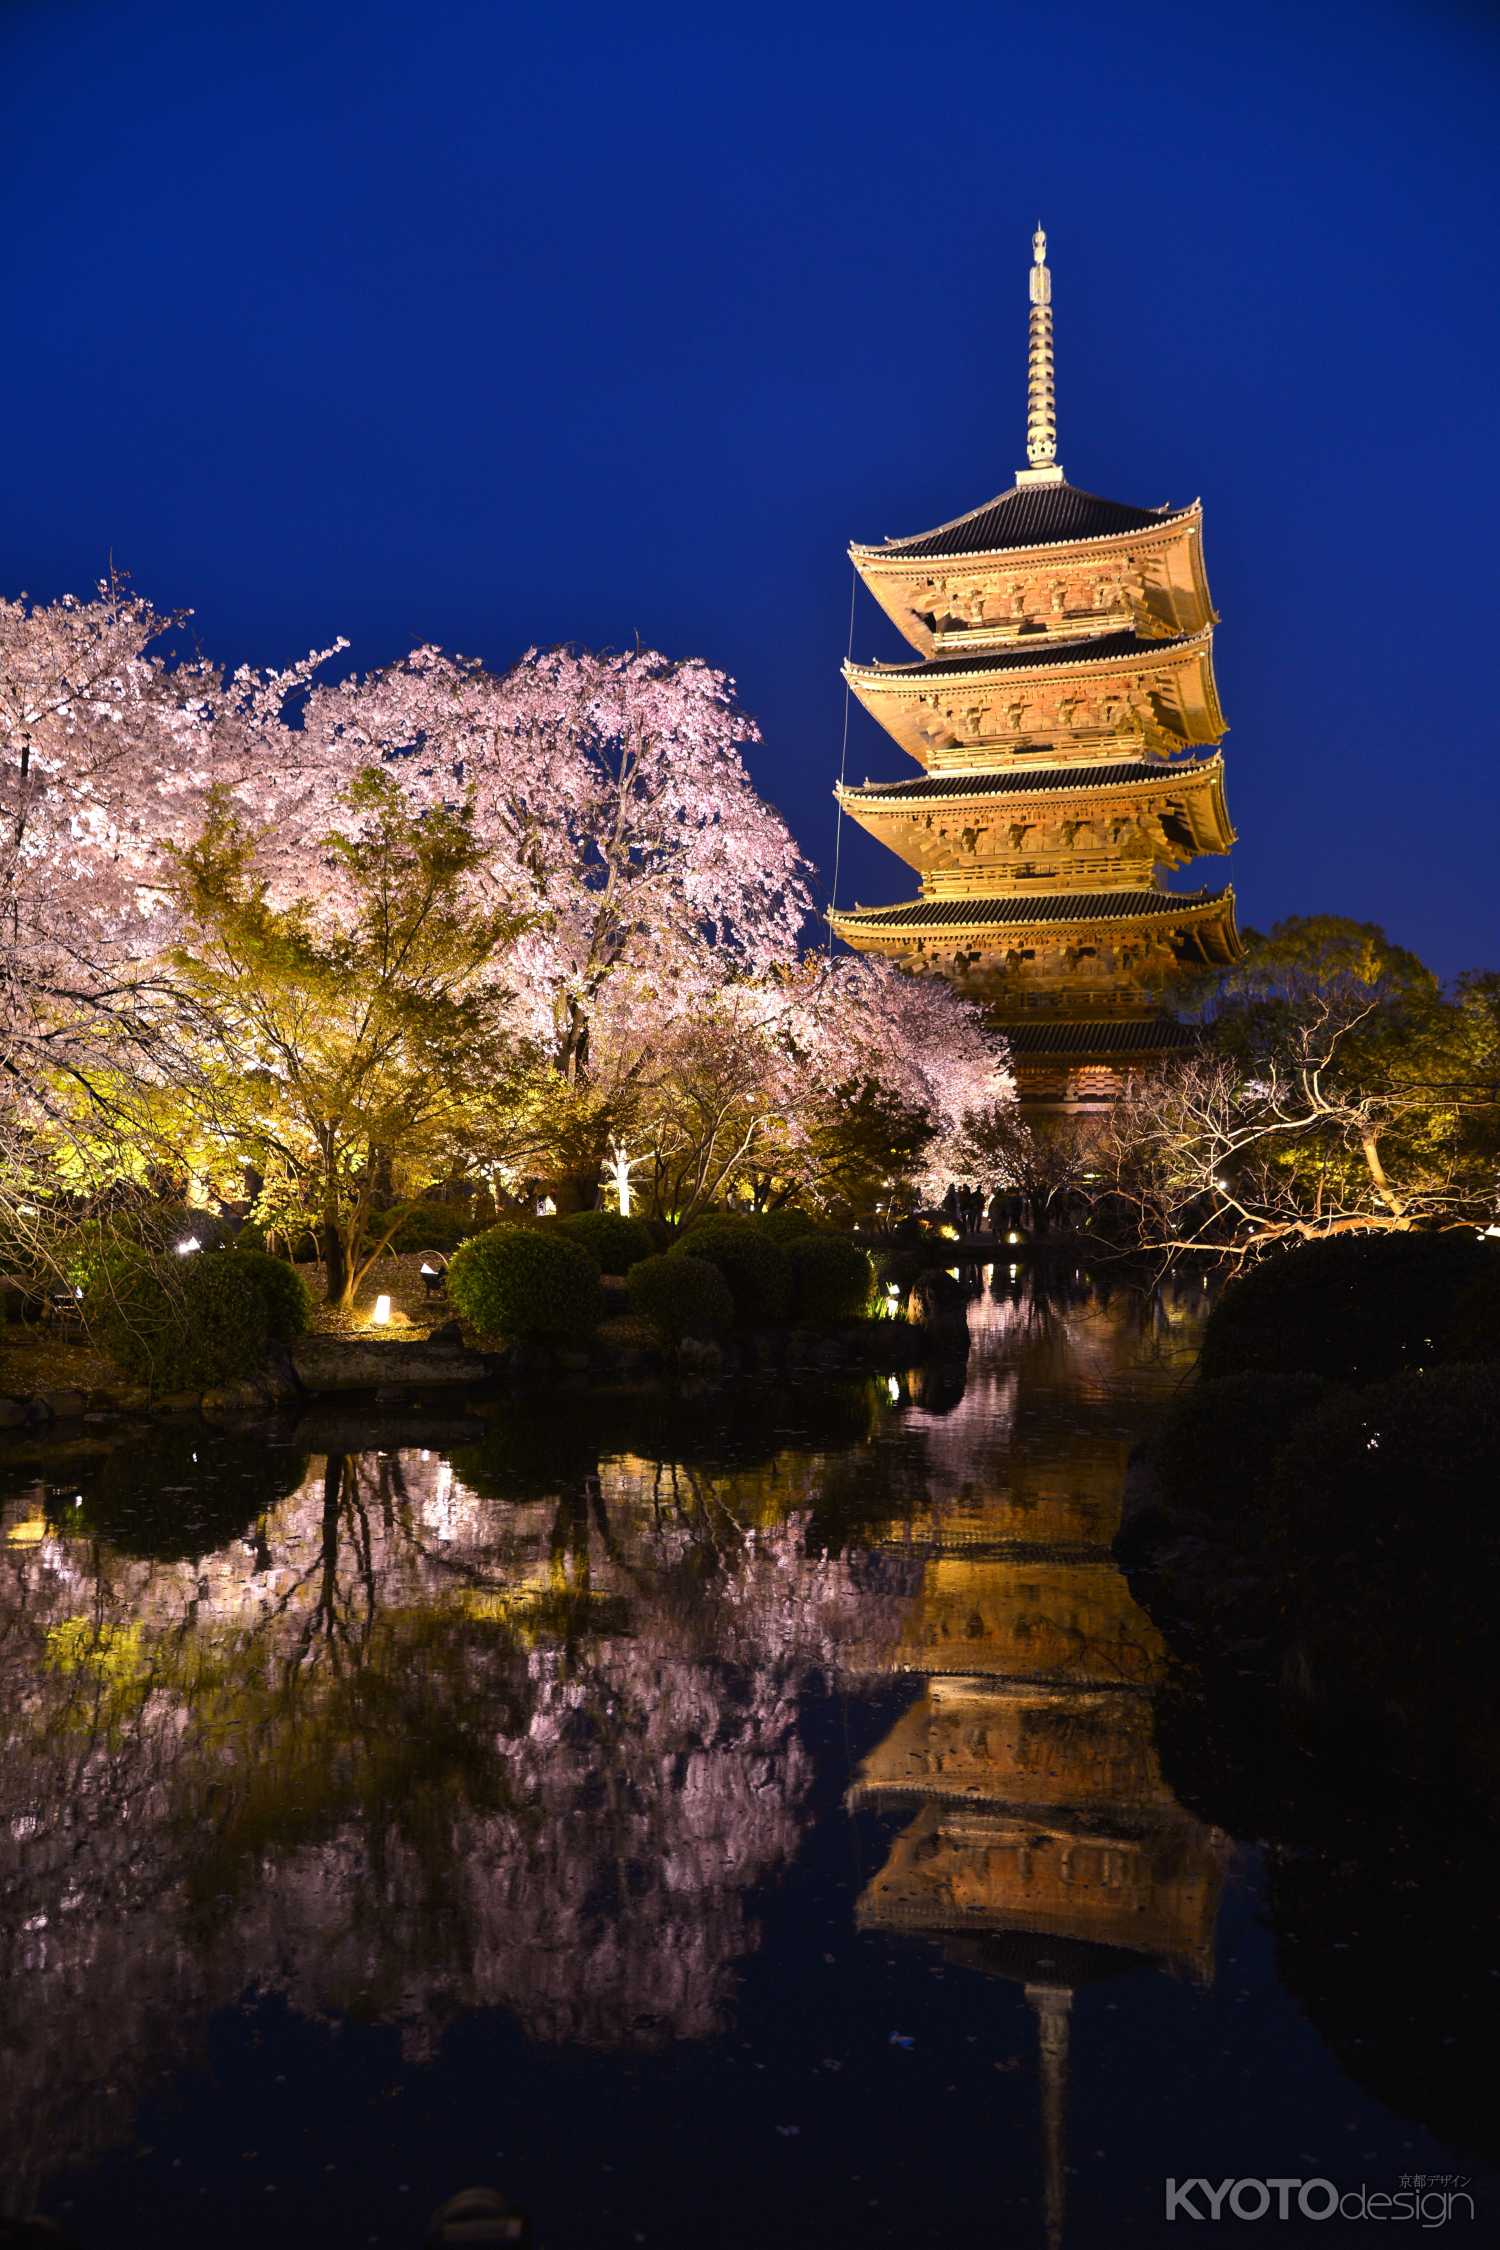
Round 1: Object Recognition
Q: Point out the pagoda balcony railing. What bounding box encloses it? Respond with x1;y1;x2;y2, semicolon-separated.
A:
928;604;1130;653
979;983;1164;1014
928;724;1178;769
920;861;1164;898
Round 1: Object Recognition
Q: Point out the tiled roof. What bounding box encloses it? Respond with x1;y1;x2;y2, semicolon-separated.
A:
846;761;1177;802
851;630;1189;682
1001;1018;1202;1056
863;482;1191;561
836;887;1226;931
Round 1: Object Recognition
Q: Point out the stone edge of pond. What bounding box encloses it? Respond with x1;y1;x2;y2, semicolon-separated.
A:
0;1317;961;1433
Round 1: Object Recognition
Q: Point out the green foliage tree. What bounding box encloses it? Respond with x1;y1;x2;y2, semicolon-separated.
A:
163;770;530;1307
1110;917;1500;1257
773;1074;935;1228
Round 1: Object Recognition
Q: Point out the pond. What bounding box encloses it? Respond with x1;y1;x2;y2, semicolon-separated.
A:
3;1273;1496;2247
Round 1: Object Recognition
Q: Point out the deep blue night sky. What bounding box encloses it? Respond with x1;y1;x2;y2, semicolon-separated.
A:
4;0;1497;974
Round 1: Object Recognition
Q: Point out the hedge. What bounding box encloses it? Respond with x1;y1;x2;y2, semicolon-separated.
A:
1145;1370;1329;1538
1265;1362;1500;1568
556;1209;655;1273
672;1215;792;1325
626;1252;734;1342
757;1208;820;1245
1199;1233;1500;1386
85;1248;311;1392
446;1224;603;1342
788;1234;873;1324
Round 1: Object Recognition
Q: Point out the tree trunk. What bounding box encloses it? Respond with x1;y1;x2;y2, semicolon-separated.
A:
321;1215;349;1307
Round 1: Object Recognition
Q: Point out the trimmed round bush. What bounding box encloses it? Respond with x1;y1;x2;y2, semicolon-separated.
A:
788;1234;873;1324
1200;1234;1500;1386
85;1248;311;1392
626;1251;734;1342
758;1208;820;1246
557;1209;655;1274
446;1223;603;1342
672;1215;792;1326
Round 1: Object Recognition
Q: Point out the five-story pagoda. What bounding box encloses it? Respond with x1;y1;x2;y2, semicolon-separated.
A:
830;228;1241;1106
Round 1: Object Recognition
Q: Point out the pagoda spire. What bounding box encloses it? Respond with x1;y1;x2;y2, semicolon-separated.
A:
1028;1982;1072;2250
1018;223;1065;488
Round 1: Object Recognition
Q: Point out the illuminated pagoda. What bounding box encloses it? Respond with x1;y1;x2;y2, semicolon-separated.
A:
830;227;1242;1106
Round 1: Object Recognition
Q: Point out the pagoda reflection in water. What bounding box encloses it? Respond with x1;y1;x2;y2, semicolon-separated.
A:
850;1273;1228;2249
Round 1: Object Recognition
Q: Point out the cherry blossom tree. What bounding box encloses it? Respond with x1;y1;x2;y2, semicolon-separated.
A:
576;956;1016;1226
0;583;351;1264
2;581;1011;1237
296;644;813;1073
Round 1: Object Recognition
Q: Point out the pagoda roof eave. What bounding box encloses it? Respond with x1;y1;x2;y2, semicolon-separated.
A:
836;752;1224;809
836;755;1234;864
1000;1018;1204;1057
829;885;1239;950
849;484;1201;567
844;627;1211;689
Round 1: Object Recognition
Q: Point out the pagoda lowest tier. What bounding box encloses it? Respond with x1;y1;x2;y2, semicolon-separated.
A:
829;227;1242;1103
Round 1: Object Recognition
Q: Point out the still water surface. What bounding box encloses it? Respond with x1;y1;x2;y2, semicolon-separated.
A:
3;1276;1495;2247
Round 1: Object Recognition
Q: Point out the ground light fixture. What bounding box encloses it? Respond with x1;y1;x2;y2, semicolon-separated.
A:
373;1294;392;1325
176;1237;201;1255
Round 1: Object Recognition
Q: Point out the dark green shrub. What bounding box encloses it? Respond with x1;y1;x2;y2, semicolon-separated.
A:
1146;1371;1330;1536
557;1209;655;1273
85;1249;311;1392
1200;1234;1500;1386
627;1252;734;1342
758;1208;819;1245
236;1250;314;1346
446;1224;603;1342
1443;1257;1500;1365
788;1234;873;1324
1264;1365;1500;1808
1266;1362;1500;1567
672;1215;792;1325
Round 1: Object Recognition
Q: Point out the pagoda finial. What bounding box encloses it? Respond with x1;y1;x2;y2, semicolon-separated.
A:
1018;222;1065;487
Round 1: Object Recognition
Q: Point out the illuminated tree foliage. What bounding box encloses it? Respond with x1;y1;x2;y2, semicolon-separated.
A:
1;584;1016;1272
161;770;531;1306
1108;917;1500;1257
